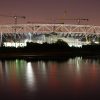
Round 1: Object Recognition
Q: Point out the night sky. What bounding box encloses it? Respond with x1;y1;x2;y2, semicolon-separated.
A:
0;0;100;25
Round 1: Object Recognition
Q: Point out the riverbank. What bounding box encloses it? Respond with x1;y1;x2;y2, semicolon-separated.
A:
0;40;100;60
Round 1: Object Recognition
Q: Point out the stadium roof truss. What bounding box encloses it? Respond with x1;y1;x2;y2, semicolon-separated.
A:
0;24;100;36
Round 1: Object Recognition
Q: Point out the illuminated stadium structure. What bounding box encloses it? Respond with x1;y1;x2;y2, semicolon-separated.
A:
0;24;100;47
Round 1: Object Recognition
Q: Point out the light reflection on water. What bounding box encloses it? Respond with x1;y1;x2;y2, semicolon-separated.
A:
26;62;36;92
0;57;100;100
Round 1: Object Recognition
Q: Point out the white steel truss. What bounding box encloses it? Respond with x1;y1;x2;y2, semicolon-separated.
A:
0;24;99;35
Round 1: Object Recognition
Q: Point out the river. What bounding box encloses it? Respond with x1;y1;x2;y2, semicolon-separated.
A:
0;57;100;100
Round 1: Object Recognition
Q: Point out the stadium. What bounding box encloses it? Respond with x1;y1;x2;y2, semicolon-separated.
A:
0;23;100;48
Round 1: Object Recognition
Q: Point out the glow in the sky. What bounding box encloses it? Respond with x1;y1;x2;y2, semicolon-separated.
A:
0;0;99;25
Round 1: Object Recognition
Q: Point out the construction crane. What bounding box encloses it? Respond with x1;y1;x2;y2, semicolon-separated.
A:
0;14;26;44
0;14;26;24
55;10;89;24
48;17;88;25
56;18;89;24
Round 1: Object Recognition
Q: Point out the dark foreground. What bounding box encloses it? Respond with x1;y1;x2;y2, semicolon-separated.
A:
0;41;100;59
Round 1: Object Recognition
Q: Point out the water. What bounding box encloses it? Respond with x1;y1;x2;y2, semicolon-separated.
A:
0;57;100;100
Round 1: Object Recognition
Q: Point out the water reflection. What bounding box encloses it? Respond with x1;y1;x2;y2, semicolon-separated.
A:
26;62;36;91
0;58;100;99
